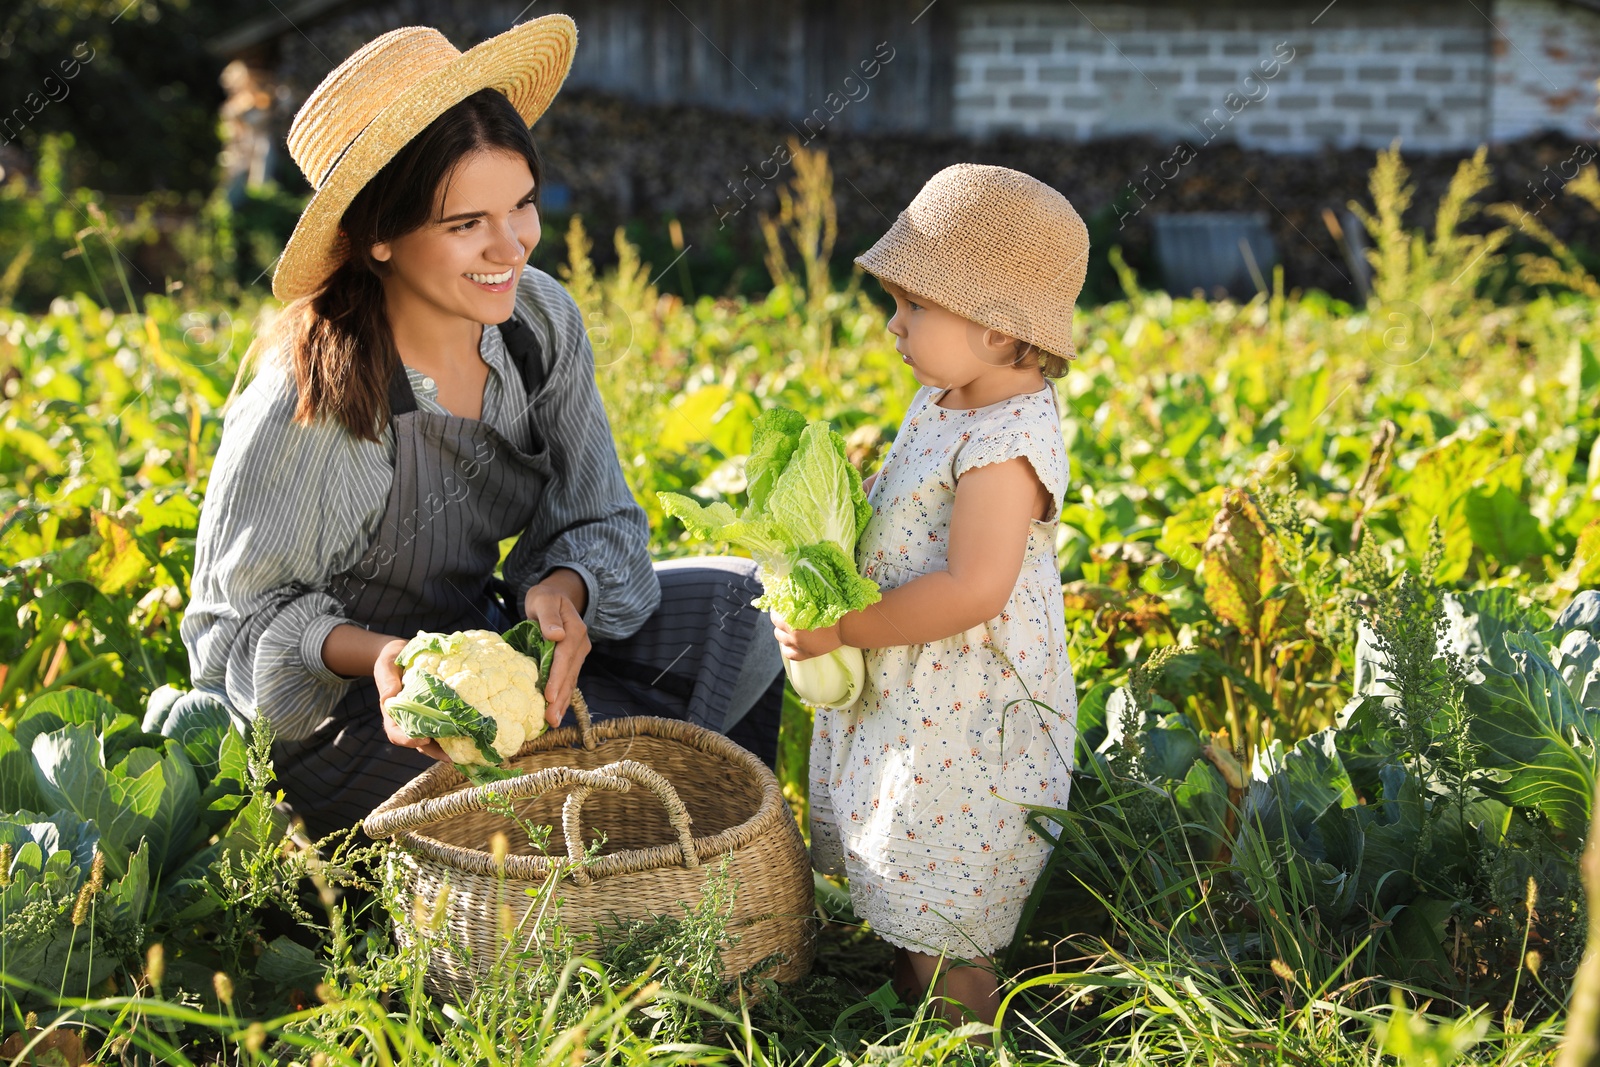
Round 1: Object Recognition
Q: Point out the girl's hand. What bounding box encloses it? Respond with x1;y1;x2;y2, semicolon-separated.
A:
772;611;844;661
525;570;592;728
375;636;448;761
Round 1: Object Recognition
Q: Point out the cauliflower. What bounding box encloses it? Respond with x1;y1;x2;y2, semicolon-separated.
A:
387;622;557;773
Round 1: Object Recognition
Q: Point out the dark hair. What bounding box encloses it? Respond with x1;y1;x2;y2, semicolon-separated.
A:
268;87;542;441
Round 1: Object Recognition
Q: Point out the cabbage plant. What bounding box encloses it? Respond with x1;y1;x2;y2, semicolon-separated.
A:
659;408;881;709
0;687;250;881
0;686;255;1014
1049;587;1600;999
0;809;150;1013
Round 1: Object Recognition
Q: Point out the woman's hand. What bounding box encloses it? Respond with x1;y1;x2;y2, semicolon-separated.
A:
525;570;592;728
374;635;448;761
772;611;843;662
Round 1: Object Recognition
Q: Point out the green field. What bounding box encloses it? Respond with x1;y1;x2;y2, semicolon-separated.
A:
0;145;1597;1065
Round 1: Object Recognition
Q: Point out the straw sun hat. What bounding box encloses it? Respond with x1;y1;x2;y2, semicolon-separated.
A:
272;16;578;302
855;163;1090;362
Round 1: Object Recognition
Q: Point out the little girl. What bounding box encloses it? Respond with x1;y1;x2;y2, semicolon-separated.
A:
773;163;1086;1030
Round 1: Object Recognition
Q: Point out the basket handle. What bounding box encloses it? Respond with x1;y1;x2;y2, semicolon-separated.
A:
562;758;698;886
567;688;596;751
363;761;630;840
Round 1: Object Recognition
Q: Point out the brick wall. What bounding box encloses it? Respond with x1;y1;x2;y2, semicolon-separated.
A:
1492;0;1600;142
953;1;1599;151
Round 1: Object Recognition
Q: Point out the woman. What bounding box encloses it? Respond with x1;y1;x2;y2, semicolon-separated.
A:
180;17;783;841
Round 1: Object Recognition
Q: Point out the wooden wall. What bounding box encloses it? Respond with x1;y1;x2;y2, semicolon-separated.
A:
547;0;955;133
263;0;957;136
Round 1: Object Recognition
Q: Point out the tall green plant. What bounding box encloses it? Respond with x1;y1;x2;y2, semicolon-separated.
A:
757;140;866;384
1350;142;1511;325
1489;166;1600;301
758;138;839;322
0;135;161;315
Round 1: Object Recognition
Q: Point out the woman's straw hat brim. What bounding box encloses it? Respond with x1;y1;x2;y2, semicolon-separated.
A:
273;16;577;302
855;163;1090;362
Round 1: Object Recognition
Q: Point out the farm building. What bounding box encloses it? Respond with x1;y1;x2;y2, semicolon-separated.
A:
213;0;1600;181
205;0;1600;299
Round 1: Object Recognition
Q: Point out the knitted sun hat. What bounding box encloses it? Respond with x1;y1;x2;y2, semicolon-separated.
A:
271;16;577;302
854;163;1090;362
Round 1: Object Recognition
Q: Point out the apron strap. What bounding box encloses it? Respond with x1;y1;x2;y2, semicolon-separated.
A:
497;316;550;458
386;356;418;417
496;316;546;395
382;320;542;424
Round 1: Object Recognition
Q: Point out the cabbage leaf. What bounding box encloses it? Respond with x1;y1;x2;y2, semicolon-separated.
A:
658;406;881;708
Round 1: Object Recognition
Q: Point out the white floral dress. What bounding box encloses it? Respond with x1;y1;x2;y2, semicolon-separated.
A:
809;383;1078;958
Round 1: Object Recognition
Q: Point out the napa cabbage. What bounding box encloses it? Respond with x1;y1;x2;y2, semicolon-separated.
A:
659;408;881;709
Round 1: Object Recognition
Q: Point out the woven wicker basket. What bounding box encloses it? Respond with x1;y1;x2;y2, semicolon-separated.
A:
362;694;817;999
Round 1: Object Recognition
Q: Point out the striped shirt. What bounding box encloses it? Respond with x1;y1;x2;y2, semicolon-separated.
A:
180;267;661;742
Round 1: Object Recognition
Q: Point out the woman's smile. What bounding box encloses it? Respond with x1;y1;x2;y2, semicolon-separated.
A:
465;267;517;292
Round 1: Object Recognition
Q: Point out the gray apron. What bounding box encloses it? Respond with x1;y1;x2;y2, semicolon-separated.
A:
274;320;782;840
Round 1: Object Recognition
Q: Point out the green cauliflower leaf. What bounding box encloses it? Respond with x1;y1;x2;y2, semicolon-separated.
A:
503;619;558;686
386;671;502;765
